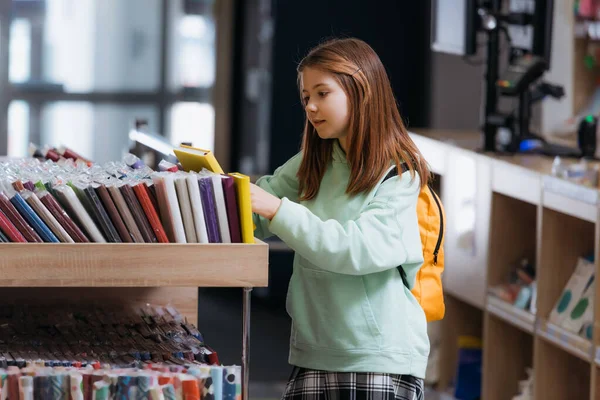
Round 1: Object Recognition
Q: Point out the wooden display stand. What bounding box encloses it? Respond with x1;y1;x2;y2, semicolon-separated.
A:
410;130;600;400
0;241;269;400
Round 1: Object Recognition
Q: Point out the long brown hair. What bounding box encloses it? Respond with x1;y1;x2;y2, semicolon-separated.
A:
296;38;430;201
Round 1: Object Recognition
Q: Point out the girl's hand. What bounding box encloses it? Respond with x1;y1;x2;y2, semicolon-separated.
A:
250;183;282;220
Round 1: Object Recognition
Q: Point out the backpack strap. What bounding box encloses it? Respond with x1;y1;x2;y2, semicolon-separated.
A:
382;162;411;288
382;162;409;182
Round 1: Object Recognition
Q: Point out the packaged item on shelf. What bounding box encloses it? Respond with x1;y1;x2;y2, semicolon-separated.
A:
0;363;240;400
0;150;255;244
453;336;482;400
0;303;222;369
511;367;534;400
550;156;599;187
488;257;536;311
549;255;595;339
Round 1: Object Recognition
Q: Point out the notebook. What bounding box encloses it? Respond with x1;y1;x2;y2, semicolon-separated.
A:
221;175;242;243
133;182;169;243
38;190;90;243
203;172;231;244
198;176;221;243
107;185;145;243
228;173;255;244
22;190;74;243
53;185;106;243
174;145;224;174
152;173;187;243
186;174;209;244
174;175;198;243
0;190;43;243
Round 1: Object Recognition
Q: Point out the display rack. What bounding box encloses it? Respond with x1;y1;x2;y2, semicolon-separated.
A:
0;240;269;400
410;129;600;400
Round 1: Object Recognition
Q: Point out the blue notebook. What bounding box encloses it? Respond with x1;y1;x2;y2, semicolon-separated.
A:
10;192;59;242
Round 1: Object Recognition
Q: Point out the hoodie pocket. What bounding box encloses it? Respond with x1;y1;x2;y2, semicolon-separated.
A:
290;267;382;351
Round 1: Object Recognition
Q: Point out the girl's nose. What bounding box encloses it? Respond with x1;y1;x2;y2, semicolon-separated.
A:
305;102;317;113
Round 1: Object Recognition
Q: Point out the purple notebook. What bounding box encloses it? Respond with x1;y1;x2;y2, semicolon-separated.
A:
198;176;221;243
221;175;242;243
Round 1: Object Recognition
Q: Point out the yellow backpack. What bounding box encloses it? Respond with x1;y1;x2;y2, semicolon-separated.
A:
383;163;446;322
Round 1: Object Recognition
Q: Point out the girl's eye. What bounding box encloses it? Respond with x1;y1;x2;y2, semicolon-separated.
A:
318;92;328;97
303;96;310;104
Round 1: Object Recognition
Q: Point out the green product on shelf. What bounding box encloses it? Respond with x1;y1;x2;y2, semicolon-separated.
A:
549;257;595;327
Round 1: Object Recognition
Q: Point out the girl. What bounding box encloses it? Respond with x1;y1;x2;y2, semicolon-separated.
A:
250;38;430;400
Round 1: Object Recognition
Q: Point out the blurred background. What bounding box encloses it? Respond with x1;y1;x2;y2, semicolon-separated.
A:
1;1;595;399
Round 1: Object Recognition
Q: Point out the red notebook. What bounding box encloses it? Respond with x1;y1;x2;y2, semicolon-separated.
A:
0;208;26;242
133;183;169;243
0;192;42;242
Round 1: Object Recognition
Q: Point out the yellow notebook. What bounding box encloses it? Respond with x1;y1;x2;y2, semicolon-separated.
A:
228;172;255;244
173;145;224;174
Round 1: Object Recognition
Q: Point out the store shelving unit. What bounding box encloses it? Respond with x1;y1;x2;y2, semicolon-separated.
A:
0;240;269;400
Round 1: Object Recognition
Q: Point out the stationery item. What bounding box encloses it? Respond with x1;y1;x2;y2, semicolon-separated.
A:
0;208;26;242
22;190;74;243
186;174;209;243
50;373;70;400
174;175;197;243
182;377;200;400
116;375;137;400
43;148;61;162
152;174;186;243
107;185;145;243
205;173;231;243
133;183;169;243
18;375;33;400
38;191;89;243
0;191;43;242
119;183;157;243
150;386;166;400
0;228;8;242
549;257;595;326
562;275;595;334
158;160;180;173
197;176;220;243
135;374;154;400
162;383;177;400
221;175;241;243
53;185;106;243
95;184;133;243
92;380;111;400
12;180;25;192
145;182;161;214
9;190;59;242
210;366;224;400
70;182;121;243
70;373;84;400
174;145;224;174
228;173;255;244
222;366;240;400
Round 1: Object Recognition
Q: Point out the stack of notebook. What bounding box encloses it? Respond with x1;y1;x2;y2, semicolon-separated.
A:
0;362;241;400
0;303;218;369
0;148;254;244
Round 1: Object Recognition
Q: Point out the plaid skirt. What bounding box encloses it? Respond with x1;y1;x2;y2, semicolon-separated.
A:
281;367;424;400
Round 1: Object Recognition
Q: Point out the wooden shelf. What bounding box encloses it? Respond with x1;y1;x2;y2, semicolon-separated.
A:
0;241;269;287
536;319;592;362
486;296;535;334
535;336;591;400
542;176;598;223
483;311;534;400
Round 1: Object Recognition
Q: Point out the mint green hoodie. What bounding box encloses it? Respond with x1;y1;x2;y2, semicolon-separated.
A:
253;140;429;378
